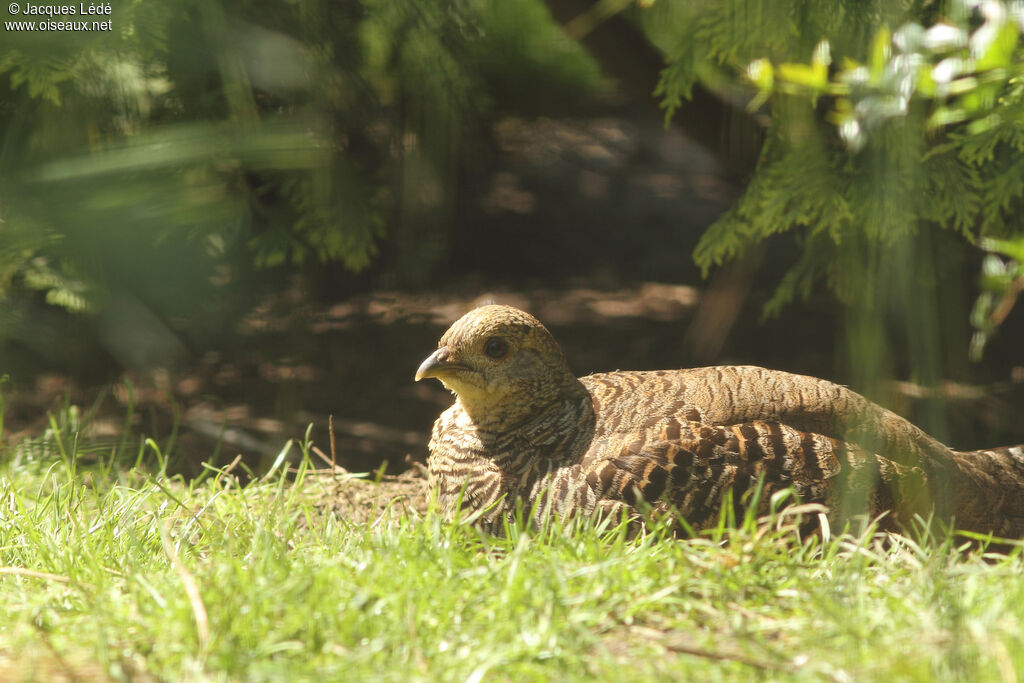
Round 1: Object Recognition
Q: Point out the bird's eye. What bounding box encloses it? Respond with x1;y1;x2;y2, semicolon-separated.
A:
483;337;509;360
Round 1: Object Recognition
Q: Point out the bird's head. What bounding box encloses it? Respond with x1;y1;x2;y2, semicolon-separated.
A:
415;305;582;430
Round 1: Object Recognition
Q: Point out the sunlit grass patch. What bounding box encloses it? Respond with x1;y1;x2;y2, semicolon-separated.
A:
2;417;1024;680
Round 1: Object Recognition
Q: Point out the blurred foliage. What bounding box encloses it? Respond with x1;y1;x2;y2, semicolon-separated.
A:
2;0;1019;393
971;236;1024;360
647;0;1024;370
0;0;605;368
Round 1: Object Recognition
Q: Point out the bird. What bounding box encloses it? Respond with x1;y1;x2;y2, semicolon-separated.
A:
415;304;1024;537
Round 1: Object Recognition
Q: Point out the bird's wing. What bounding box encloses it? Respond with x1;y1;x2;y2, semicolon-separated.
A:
582;418;927;531
581;366;955;472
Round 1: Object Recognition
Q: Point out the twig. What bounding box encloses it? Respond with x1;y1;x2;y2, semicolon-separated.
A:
0;566;73;583
222;453;243;477
311;446;335;468
991;274;1024;327
618;625;798;675
404;453;430;479
329;414;337;466
185;418;275;455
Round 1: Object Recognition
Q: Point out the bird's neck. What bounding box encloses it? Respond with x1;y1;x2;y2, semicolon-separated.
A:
457;379;592;451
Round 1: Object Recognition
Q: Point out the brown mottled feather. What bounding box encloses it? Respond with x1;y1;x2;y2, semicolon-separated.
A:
417;305;1024;537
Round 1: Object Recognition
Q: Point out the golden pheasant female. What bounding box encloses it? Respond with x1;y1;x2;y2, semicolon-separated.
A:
415;305;1024;536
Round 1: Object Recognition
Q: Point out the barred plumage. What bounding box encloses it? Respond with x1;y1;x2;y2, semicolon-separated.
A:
415;305;1024;536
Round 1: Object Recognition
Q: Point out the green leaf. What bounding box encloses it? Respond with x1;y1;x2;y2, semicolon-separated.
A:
869;26;891;85
981;236;1024;263
975;20;1019;71
777;62;827;90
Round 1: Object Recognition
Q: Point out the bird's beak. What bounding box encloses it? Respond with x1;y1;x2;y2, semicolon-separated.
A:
415;346;462;382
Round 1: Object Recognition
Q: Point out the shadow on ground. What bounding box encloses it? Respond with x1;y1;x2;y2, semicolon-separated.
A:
2;110;1022;487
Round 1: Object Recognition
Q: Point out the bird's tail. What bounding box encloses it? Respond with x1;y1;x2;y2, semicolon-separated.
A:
950;445;1024;537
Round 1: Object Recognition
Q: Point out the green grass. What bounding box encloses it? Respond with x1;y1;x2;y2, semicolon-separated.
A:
3;418;1024;681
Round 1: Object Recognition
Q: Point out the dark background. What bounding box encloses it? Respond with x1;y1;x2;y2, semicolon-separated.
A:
0;0;1021;475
